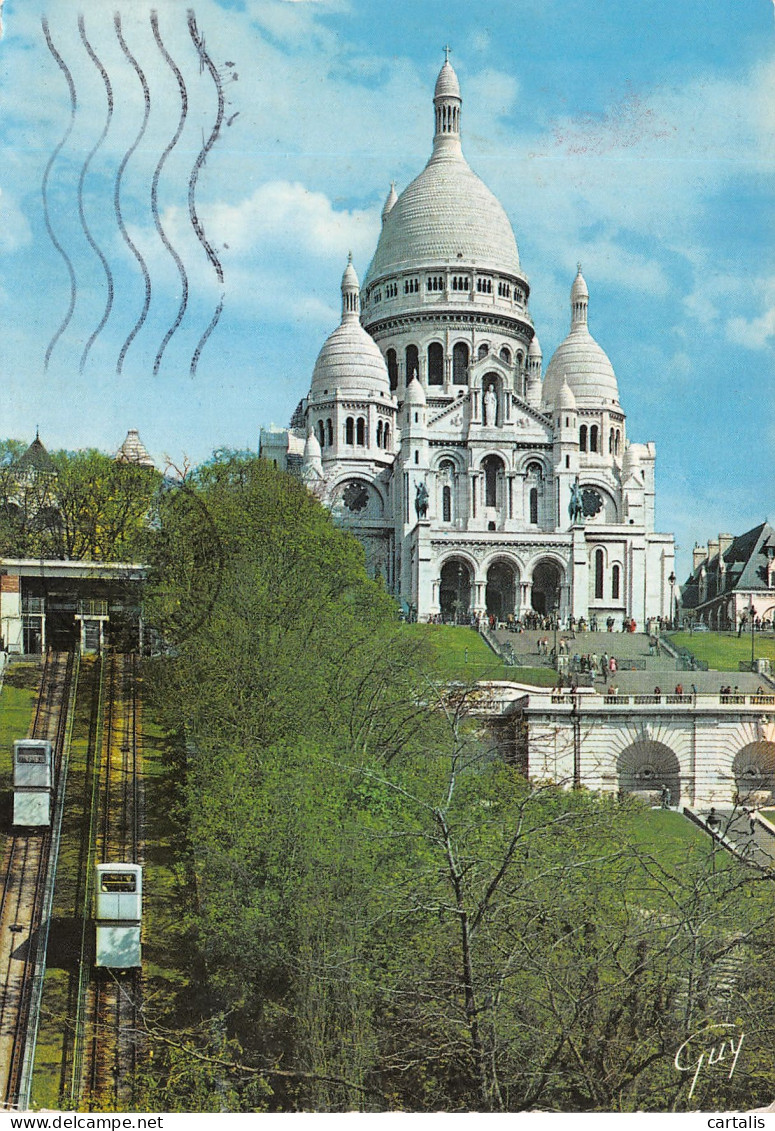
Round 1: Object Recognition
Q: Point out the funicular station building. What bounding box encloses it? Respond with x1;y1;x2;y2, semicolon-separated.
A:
262;56;675;626
0;559;146;655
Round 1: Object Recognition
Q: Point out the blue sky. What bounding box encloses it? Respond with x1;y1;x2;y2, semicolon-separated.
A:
0;0;773;575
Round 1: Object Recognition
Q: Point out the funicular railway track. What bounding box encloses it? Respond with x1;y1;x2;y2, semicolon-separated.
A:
0;651;76;1109
75;654;143;1111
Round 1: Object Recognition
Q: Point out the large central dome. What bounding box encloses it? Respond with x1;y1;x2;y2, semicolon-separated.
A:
363;59;521;286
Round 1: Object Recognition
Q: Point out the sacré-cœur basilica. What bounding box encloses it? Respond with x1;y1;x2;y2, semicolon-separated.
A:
261;55;676;627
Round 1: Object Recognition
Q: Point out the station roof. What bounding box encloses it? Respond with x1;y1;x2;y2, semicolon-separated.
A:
0;559;147;581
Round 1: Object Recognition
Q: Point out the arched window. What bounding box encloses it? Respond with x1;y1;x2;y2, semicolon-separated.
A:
478;343;489;360
579;425;588;452
383;423;390;450
428;342;444;385
442;486;452;522
590;425;599;453
345;417;354;445
612;564;621;600
317;421;325;447
326;418;333;446
376;420;384;447
405;345;419;384
452;342;469;385
500;346;511;365
595;548;604;600
482;455;504;509
530;487;538;525
615;430;621;456
609;427;614;454
386;349;398;391
356;417;366;446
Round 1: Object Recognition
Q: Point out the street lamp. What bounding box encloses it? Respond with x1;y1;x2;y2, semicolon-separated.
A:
457;563;464;626
750;602;757;670
668;571;676;629
553;602;560;667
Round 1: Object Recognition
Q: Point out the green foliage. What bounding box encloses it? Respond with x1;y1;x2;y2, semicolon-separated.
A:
146;455;775;1113
0;441;160;561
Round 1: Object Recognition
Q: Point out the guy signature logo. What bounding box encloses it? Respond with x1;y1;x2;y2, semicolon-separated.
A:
674;1022;745;1099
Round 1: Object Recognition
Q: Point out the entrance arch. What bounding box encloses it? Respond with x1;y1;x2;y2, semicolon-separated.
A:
486;560;517;619
531;559;562;615
439;558;473;622
617;740;681;802
733;741;775;802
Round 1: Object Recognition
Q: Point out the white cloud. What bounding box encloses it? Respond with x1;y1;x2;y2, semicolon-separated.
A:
0;187;31;252
205;181;381;262
726;307;775;350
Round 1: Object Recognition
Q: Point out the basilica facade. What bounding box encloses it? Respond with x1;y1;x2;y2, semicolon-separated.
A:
261;57;675;626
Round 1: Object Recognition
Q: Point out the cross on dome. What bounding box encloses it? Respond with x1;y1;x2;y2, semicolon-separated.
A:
444;44;451;62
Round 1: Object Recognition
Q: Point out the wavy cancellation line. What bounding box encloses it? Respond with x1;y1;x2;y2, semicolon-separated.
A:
150;10;190;378
187;9;225;377
114;12;152;377
41;18;77;373
77;14;115;375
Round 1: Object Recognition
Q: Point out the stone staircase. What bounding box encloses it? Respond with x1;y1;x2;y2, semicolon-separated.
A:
683;805;775;870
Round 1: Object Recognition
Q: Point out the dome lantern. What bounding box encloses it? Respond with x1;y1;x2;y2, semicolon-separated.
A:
432;48;462;159
571;263;589;327
341;251;360;320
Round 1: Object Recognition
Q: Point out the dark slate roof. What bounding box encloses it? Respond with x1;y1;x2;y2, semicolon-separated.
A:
681;522;773;609
17;435;56;475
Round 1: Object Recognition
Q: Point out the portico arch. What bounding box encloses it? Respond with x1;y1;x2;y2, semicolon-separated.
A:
531;558;563;615
439;557;474;621
733;741;775;802
485;559;518;619
617;740;681;803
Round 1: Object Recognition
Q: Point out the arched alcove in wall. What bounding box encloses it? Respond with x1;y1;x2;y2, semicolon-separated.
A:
733;741;775;801
439;557;473;617
531;559;563;615
617;740;681;802
485;560;518;619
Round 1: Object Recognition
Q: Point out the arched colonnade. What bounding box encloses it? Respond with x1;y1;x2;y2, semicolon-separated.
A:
434;553;569;620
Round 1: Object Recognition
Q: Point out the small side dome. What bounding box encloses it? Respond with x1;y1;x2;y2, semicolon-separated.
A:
304;428;322;462
528;334;542;359
310;256;391;397
405;376;427;406
434;57;461;100
543;270;620;409
558;377;577;412
381;181;398;223
622;443;643;476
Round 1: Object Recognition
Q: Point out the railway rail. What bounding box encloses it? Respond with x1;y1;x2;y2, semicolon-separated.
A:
0;651;76;1109
72;654;143;1110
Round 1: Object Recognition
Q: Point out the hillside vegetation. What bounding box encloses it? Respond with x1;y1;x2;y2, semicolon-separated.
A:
139;455;775;1113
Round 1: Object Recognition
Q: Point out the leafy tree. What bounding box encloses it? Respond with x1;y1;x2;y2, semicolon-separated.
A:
143;453;775;1113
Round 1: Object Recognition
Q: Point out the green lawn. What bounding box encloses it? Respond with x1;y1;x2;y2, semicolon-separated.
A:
403;623;557;686
667;631;775;672
0;664;38;805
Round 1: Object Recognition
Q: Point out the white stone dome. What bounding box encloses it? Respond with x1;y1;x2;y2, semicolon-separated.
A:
557;377;577;411
405;375;427;406
311;257;390;397
364;60;521;285
543;271;620;409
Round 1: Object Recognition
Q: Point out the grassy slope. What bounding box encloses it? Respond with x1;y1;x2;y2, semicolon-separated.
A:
403;624;558;686
668;631;775;671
